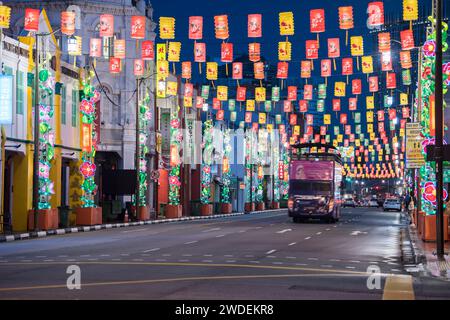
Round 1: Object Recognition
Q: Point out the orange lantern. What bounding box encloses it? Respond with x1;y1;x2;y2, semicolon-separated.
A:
305;40;319;60
328;38;340;70
81;123;92;153
99;14;114;37
214;15;229;40
352;79;362;95
279;12;294;36
131;16;146;39
287;86;297;101
24;8;40;32
310;9;325;43
277;62;289;79
61;11;76;36
89;38;102;57
368;76;379;92
249;43;261;62
400;51;412;69
378;32;391;52
233;62;243;80
349;97;357;111
245;112;252;123
182;61;192;79
189;16;203;40
400;29;415;50
109;57;121;74
283;101;292;113
304;84;313;100
300;100;308;113
290;114;297;125
342;58;353;76
338;6;354;45
134;59;144;76
254;62;265;80
221;42;233;63
248;14;262;38
141;40;154;60
194;42;206;62
301;61;311;79
340;114;348;125
114;39;126;59
159;17;175;40
184;83;194;98
367;2;384;28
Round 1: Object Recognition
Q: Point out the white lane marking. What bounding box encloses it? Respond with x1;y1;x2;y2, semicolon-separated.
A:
87;258;98;261
345;266;356;269
325;228;331;231
350;230;368;236
276;229;292;234
307;258;318;261
100;254;110;257
184;241;198;245
80;254;90;257
304;237;311;240
121;228;146;233
350;260;361;263
202;228;221;233
112;258;122;261
43;259;54;262
202;260;213;263
254;227;263;230
179;259;189;262
321;265;333;268
20;260;32;262
267;255;277;258
215;234;225;238
182;254;193;257
288;242;297;246
266;249;277;255
36;256;47;258
224;255;234;257
162;254;171;257
66;259;76;262
249;261;260;264
334;226;338;228
226;260;237;263
120;254;130;256
369;261;379;264
273;262;284;265
391;269;401;272
330;259;341;262
143;248;160;253
316;232;322;235
286;256;296;259
296;263;308;266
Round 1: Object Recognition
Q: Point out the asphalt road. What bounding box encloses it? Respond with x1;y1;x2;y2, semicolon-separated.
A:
0;207;449;299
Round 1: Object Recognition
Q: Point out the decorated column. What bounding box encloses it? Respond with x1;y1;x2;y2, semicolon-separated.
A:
244;127;255;212
255;126;267;211
200;119;213;215
220;128;232;213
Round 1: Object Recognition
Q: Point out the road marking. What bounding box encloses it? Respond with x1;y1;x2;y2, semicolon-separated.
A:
321;265;333;268
112;259;122;261
325;228;331;231
330;259;341;262
345;266;356;269
308;258;318;261
203;254;213;257
249;261;260;264
224;255;234;257
296;263;308;266
182;254;193;257
66;259;76;262
43;259;54;262
58;255;68;258
87;258;98;261
179;259;189;262
155;259;167;262
226;260;236;263
202;228;221;233
286;256;296;259
304;237;311;240
121;228;146;233
382;275;415;300
276;229;292;234
100;254;110;257
266;250;276;255
120;254;129;256
238;230;246;233
350;231;368;236
350;260;361;263
267;255;276;259
215;234;225;238
184;241;198;245
35;256;46;258
143;248;160;253
288;242;297;246
80;255;90;257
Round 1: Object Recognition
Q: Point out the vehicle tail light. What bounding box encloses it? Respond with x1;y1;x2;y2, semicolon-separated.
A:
288;199;294;209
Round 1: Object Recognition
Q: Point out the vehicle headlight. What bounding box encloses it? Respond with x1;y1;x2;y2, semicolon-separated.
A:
288;199;294;209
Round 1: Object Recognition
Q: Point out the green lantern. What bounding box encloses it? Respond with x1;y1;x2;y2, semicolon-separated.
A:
39;69;49;82
318;84;327;99
402;69;412;86
271;87;280;102
317;99;325;112
264;101;272;112
228;99;236;111
201;85;210;99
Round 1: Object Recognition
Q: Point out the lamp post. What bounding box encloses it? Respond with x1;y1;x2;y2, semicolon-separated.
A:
32;33;40;231
135;78;140;220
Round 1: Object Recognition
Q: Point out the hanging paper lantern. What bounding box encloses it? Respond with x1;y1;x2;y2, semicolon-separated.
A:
328;38;340;58
188;16;203;40
362;56;374;74
290;114;298;125
277;62;289;79
237;86;246;101
134;59;144;76
349;97;357;111
352;79;362;95
24;8;40;32
278;41;292;61
221;42;233;63
131;16;146;39
335;82;346;97
324;114;331;124
249;43;261;62
182;61;192;79
366;96;375;109
255;87;266;102
61;11;76;36
89;38;102;57
301;61;311;79
248;14;262;38
99;14;114;37
400;29;415;50
378;32;391;52
340;114;348;125
194;42;206;62
159;17;175;39
400;51;412;69
367;2;384;28
157;60;169;78
279;12;294;36
321;59;331;77
283;101;291;112
332;99;341;111
214;15;229;40
114;39;126;59
232;62;243;80
141;40;154;60
310;9;325;33
381;51;393;71
338;6;354;30
109;57;121;74
306;40;319;60
206;62;218;80
304;85;313;100
403;0;418;21
350;36;364;56
299;100;308;112
402;106;410;118
377;110;385;121
386;72;397;89
217;85;228;101
0;5;11;29
388;108;397;120
272;87;280;102
168;42;181;62
402;69;412;86
254;62;265;80
68;36;82;56
342;58;353;76
166;81;178;96
318;84;327;99
287;86;297;101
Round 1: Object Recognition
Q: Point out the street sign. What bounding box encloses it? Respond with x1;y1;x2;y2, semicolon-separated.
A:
405;123;425;169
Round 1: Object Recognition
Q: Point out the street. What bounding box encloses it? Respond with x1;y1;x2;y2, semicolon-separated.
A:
0;207;448;300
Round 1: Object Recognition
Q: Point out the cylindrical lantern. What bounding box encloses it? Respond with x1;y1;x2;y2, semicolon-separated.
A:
182;61;192;79
109;57;121;74
254;62;264;80
338;6;354;30
194;42;206;62
221;42;233;63
61;11;76;36
89;38;102;57
232;62;243;80
141;40;154;60
114;39;126;59
24;8;40;32
214;15;229;40
134;59;144;76
99;14;114;37
159;17;175;40
249;43;261;62
189;16;203;40
367;2;384;28
0;6;11;29
248;14;262;38
68;36;82;56
131;16;146;39
277;62;289;79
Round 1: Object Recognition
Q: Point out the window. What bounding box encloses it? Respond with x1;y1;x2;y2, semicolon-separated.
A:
16;71;25;115
61;85;66;124
3;66;12;75
71;89;78;127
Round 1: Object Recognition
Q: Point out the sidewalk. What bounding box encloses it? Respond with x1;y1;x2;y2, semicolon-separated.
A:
0;209;285;244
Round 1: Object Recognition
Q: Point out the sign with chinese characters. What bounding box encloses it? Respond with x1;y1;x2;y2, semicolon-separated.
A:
405;122;425;169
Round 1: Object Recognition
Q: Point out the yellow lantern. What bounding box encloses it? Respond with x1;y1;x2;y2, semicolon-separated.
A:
334;82;346;97
157;43;167;61
400;93;408;105
324;114;331;125
368;124;374;133
157;77;166;98
403;0;418;22
168;42;181;62
184;96;193;107
350;36;364;56
204;62;217;81
279;12;294;36
258;113;266;124
217;85;228;101
157;60;169;79
68;36;82;56
366;96;374;109
159;17;175;39
0;6;11;29
367;111;374;123
361;56;373;74
278;41;291;61
255;87;266;102
166;81;178;96
246;99;255;111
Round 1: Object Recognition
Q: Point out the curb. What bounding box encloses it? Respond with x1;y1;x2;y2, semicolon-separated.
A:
0;208;286;244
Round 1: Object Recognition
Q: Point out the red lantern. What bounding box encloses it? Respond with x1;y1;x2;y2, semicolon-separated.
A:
389;108;397;120
400;29;415;50
287;86;297;101
304;84;313;100
182;61;192;79
245;112;252;123
290;114;297;125
141;40;154;60
321;59;332;77
248;14;262;38
24;8;40;32
367;2;384;28
61;11;76;36
369;76;379;92
221;42;233;63
340;114;347;124
249;43;261;62
109;57;121;74
189;16;203;40
134;59;144;76
320;126;327;135
338;6;354;30
349;97;357;111
378;122;385;133
301;61;311;79
277;62;289;79
306;40;319;60
352;79;362;95
402;107;410;118
332;99;341;111
310;9;325;33
377;110;385;121
342;58;353;76
345;125;351;135
89;38;102;57
99;14;114;37
194;42;206;62
299;100;308;112
214;15;229;40
216;109;225;121
386;72;397;89
328;38;340;58
400;51;412;69
232;62;243;80
131;16;146;39
213;98;221;110
283;100;292;113
306;114;314;125
236;86;246;101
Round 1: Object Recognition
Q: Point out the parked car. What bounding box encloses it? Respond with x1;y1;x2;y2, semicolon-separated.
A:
368;199;379;207
383;198;402;211
343;199;356;207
